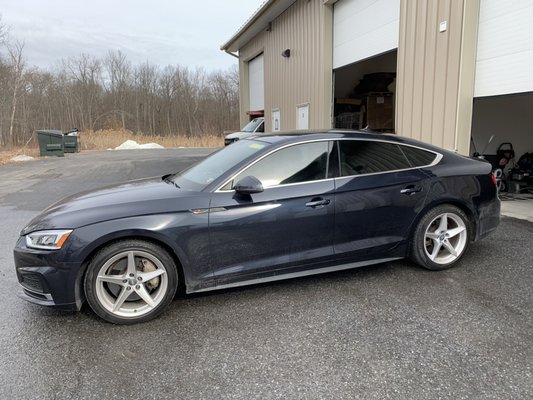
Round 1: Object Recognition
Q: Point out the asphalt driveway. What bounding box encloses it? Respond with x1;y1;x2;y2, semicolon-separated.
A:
0;149;531;399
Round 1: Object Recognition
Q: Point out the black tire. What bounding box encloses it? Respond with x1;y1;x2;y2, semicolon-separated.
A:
84;239;178;324
410;205;471;271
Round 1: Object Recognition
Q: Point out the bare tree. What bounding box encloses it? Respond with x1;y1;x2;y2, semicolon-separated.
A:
0;14;8;44
0;42;240;148
7;40;25;146
103;50;132;129
61;54;103;130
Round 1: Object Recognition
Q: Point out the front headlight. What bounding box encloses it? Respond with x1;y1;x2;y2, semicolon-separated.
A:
25;230;73;250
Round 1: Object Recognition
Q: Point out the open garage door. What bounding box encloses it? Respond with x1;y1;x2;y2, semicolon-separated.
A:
475;1;533;97
333;0;400;69
473;1;533;196
471;92;533;196
333;50;397;132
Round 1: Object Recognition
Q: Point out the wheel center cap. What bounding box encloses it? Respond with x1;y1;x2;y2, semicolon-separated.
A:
128;278;137;286
439;233;446;241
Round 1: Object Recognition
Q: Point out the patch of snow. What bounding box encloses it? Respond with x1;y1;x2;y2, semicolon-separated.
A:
114;140;140;150
139;142;164;149
11;155;34;162
114;140;164;150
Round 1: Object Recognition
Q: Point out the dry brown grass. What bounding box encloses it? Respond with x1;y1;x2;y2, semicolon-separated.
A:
80;129;224;150
0;129;224;165
0;147;40;165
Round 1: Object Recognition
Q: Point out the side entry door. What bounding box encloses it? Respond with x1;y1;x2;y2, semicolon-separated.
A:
209;141;336;286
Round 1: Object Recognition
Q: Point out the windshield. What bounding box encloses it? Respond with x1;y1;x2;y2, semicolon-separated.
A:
170;139;268;191
241;118;264;133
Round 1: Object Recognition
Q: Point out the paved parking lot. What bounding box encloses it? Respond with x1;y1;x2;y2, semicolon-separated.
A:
0;149;531;399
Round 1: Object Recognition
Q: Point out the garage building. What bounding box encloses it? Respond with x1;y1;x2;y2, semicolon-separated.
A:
221;0;533;163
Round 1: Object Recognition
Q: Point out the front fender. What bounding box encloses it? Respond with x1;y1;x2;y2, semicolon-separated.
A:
63;212;212;293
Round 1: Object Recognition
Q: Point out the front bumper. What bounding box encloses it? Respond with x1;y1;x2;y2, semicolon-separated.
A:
14;237;82;311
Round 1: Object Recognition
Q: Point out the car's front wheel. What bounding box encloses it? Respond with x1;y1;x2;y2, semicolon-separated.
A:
410;205;471;270
84;240;178;324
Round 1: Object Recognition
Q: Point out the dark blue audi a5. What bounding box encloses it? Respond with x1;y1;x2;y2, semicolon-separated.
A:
14;131;500;324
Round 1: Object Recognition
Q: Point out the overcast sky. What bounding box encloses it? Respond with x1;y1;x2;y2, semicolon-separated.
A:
0;0;264;71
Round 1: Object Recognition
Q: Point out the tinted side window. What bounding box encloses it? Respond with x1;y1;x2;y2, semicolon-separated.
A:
400;145;437;167
339;140;411;176
231;142;329;188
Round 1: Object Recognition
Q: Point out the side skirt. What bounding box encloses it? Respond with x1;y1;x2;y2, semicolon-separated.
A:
193;257;403;293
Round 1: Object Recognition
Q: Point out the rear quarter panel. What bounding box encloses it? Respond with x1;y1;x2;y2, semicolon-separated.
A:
419;154;499;240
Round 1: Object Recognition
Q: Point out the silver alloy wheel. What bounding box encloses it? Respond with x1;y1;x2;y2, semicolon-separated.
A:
95;250;168;318
424;212;468;265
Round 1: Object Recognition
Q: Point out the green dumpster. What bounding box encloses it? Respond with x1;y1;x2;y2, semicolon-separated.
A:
63;129;80;153
36;130;64;157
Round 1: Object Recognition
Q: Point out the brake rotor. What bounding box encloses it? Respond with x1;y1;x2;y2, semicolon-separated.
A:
141;258;160;291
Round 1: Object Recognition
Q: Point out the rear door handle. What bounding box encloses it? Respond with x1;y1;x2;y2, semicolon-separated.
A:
305;198;331;208
400;185;422;195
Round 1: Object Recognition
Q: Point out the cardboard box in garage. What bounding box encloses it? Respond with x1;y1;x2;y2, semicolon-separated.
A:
366;93;394;131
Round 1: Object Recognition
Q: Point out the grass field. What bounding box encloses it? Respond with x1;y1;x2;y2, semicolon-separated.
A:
80;129;224;150
0;129;224;165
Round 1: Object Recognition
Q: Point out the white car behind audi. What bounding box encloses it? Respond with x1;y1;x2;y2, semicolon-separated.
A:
224;117;264;145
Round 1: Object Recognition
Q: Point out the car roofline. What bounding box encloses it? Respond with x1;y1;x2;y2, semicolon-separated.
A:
247;129;461;157
244;129;391;144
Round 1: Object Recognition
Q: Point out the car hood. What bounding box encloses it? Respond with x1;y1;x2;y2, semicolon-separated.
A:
225;131;258;140
21;177;206;235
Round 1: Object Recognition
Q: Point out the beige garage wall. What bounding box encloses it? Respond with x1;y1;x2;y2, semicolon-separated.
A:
396;0;480;154
239;0;333;132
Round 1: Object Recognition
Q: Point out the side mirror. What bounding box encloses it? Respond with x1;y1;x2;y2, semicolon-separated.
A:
234;176;264;195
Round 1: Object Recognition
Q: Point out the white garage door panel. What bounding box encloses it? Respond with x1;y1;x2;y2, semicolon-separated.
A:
476;50;533;98
475;1;533;97
248;54;264;111
333;0;400;69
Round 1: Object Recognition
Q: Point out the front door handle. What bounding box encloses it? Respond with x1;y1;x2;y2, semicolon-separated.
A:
400;185;422;195
305;198;331;208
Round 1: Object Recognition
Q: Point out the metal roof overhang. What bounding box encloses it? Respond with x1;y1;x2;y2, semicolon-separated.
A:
221;0;297;54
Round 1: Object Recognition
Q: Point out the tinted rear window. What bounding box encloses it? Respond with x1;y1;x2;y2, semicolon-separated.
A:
400;145;437;167
339;140;411;176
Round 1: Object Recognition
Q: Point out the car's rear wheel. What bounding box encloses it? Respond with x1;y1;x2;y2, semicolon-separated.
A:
410;205;470;270
84;240;178;324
